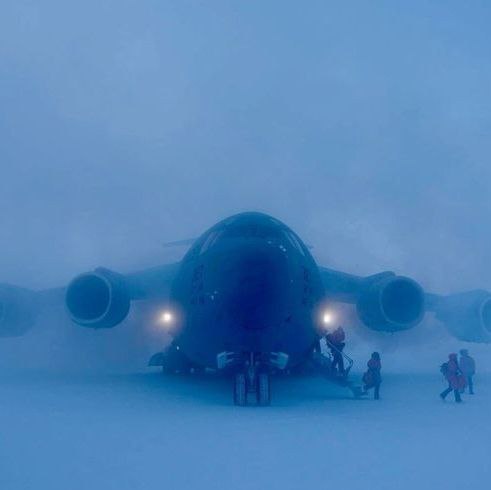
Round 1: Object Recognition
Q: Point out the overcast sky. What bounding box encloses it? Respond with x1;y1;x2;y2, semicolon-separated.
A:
1;1;491;298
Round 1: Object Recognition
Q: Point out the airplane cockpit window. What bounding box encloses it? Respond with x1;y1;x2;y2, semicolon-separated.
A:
199;230;222;255
222;224;283;240
285;231;306;256
222;216;239;226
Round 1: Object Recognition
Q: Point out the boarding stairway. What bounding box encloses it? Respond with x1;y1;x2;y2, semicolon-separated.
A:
311;339;364;397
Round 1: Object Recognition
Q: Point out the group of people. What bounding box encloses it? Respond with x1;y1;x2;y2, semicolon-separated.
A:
324;326;382;400
323;326;477;403
440;349;476;403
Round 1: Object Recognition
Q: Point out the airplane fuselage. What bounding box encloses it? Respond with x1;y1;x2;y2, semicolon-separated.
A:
168;213;326;368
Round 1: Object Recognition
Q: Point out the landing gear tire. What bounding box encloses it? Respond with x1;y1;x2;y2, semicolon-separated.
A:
256;373;271;406
234;373;247;406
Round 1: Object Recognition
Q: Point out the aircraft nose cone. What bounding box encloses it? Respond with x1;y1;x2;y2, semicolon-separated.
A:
224;242;289;330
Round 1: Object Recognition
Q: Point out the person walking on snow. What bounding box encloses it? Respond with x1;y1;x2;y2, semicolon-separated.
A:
325;326;346;374
459;349;476;395
440;353;465;403
362;352;382;400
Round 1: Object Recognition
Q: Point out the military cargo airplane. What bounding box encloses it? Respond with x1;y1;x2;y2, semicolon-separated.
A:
1;212;490;405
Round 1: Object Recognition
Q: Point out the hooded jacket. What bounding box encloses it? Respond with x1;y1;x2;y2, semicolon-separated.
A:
459;354;476;376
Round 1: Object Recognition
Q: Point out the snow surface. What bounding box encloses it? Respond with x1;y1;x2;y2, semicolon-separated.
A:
1;367;490;490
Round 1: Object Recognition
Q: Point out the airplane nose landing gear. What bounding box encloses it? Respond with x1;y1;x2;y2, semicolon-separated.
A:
233;372;247;406
233;354;271;406
234;370;271;406
256;372;271;406
245;353;271;406
220;351;288;406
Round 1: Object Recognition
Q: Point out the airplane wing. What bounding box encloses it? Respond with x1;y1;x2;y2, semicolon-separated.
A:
0;262;181;337
4;259;489;343
319;267;491;343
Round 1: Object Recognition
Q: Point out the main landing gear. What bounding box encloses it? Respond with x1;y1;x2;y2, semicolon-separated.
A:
219;351;288;406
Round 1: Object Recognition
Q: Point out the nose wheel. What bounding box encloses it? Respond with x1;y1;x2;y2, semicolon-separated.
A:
256;372;271;406
233;371;271;406
234;373;247;406
233;352;272;406
219;351;286;406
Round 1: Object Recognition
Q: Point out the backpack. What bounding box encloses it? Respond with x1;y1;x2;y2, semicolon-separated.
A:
440;362;449;377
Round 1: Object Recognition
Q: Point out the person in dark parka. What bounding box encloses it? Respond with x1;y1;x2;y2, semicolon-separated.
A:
325;326;346;374
362;352;382;400
459;349;476;395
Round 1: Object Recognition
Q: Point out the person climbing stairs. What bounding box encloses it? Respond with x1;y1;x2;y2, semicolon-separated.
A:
310;339;365;398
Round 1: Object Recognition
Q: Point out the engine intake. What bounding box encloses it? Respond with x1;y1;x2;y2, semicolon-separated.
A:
65;268;130;329
0;284;38;337
357;276;425;332
431;290;491;343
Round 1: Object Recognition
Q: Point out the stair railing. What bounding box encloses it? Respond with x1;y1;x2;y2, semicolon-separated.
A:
324;338;354;376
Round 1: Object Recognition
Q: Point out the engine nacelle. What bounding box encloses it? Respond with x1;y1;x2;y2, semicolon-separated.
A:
65;268;131;329
432;290;491;343
0;284;38;337
356;275;425;332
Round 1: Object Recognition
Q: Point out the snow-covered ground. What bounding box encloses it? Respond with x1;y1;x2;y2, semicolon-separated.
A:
1;366;490;490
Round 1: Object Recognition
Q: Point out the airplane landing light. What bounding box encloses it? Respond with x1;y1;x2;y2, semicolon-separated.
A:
323;311;333;325
159;310;174;326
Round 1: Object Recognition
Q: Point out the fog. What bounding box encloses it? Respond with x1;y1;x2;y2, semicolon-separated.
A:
2;1;491;372
2;3;491;490
1;1;490;281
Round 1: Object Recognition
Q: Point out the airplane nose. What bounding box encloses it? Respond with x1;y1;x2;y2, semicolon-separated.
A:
222;242;290;330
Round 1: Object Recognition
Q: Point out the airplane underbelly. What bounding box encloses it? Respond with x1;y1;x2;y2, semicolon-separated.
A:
178;305;318;369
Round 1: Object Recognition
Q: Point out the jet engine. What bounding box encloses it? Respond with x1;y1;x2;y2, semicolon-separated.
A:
0;284;38;337
65;268;130;329
430;290;491;343
356;275;425;332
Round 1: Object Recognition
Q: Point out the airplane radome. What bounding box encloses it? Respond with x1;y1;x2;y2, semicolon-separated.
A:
1;212;490;405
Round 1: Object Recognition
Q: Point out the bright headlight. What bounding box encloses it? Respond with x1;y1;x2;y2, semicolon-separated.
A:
323;311;333;325
159;310;174;325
